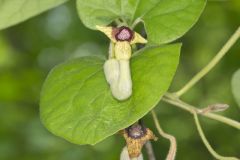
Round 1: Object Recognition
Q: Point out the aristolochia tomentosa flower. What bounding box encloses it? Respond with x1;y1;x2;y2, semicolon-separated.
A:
96;25;147;100
121;123;157;159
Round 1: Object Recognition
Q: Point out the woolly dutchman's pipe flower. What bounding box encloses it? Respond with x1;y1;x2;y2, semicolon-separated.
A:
121;123;157;159
96;25;147;100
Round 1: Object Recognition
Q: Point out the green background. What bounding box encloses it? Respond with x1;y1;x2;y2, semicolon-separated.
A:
0;0;239;159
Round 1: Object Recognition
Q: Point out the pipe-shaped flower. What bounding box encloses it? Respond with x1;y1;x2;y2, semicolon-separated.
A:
96;25;147;46
96;25;147;100
122;123;157;158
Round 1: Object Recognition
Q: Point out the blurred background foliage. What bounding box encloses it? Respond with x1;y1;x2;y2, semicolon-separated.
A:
0;0;239;159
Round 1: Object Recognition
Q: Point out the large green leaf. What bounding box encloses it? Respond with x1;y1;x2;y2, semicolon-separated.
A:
134;0;206;44
76;0;206;44
76;0;139;29
232;69;240;107
40;44;181;145
0;0;68;30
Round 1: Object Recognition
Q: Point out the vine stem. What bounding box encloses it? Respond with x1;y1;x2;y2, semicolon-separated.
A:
151;110;177;160
131;18;142;29
193;113;239;160
175;26;240;97
162;93;240;159
163;93;240;130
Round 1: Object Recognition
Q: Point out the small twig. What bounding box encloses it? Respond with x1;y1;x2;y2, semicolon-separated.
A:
145;141;156;160
175;26;240;97
193;112;239;160
151;110;177;160
163;93;240;130
199;103;229;114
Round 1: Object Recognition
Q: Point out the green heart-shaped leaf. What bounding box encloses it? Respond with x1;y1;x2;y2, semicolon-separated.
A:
76;0;206;44
76;0;139;29
0;0;68;30
134;0;206;44
40;44;181;145
232;69;240;107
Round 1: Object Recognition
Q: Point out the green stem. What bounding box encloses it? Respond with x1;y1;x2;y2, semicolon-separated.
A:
131;18;142;29
203;112;240;130
163;93;240;130
193;113;239;160
175;26;240;97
